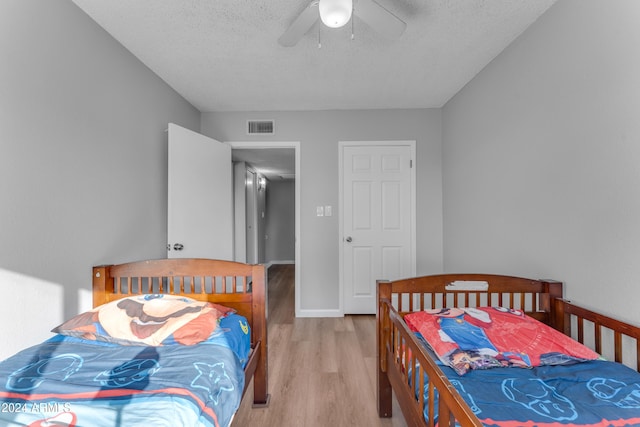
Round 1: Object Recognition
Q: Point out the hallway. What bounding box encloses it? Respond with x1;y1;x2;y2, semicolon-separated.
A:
233;264;407;426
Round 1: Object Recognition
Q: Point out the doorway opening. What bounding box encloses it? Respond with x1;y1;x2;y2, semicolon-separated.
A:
230;141;301;317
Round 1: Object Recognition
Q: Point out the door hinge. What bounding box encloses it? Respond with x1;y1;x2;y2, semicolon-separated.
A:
410;159;413;168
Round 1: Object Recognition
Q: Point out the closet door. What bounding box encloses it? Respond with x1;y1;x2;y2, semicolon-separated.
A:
167;123;233;260
341;142;415;314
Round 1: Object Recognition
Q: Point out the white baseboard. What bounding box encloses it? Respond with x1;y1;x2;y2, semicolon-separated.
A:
266;260;295;269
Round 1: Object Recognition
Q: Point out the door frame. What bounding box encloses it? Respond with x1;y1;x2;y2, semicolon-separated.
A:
338;140;417;314
245;167;259;264
228;140;301;316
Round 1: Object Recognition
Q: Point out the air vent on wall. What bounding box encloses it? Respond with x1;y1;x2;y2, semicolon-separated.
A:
247;120;275;135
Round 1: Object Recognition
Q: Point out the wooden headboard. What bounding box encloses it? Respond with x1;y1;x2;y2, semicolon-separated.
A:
377;273;563;327
92;258;265;342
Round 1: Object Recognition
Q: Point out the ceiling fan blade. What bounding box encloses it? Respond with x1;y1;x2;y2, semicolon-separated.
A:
278;2;319;47
354;0;406;39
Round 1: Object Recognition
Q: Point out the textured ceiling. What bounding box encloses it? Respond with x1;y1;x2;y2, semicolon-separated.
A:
71;0;557;113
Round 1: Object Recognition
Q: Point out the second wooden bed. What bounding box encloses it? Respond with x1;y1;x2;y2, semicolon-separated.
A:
377;273;640;426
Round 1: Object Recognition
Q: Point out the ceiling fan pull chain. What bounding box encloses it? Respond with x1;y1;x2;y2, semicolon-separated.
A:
318;24;322;49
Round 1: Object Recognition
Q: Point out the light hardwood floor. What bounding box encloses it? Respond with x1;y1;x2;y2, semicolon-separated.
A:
233;264;408;427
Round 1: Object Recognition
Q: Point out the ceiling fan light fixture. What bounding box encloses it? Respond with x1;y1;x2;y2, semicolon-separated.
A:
319;0;353;28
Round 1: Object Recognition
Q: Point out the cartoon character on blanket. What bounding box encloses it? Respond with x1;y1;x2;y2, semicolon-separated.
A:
405;307;600;375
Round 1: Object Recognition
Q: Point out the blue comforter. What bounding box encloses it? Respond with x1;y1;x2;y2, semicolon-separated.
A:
0;314;250;427
425;359;640;426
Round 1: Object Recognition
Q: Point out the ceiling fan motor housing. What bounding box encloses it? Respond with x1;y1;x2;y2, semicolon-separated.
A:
319;0;353;28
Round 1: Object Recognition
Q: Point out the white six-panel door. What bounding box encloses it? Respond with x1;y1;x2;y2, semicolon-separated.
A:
341;142;415;314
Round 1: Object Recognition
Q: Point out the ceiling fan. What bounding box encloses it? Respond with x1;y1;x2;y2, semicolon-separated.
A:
278;0;406;47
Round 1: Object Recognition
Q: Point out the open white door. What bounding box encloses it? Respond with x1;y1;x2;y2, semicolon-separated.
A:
167;123;233;260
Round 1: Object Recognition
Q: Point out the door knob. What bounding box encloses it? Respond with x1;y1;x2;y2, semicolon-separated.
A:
345;236;352;243
173;243;184;251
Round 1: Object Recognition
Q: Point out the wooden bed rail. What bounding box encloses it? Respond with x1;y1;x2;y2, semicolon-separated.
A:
555;298;640;372
379;297;483;426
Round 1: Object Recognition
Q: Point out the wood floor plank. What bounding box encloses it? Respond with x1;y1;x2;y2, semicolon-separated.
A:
232;264;408;427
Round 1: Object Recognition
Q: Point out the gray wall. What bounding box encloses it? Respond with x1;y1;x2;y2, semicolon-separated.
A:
202;109;443;313
266;179;296;263
0;0;199;358
442;0;640;323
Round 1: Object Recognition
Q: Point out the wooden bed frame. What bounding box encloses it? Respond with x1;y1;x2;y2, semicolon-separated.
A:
92;258;270;408
377;273;640;427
